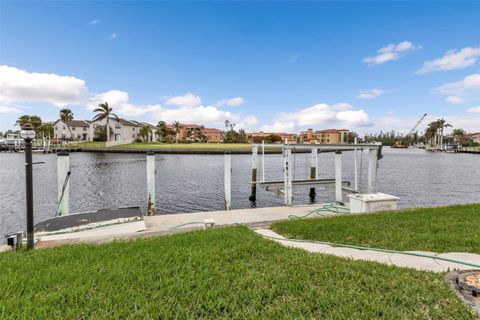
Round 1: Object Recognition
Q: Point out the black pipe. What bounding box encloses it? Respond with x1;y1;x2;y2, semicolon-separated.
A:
24;139;34;249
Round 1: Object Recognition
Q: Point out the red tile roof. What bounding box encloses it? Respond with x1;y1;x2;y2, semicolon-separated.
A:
204;128;223;133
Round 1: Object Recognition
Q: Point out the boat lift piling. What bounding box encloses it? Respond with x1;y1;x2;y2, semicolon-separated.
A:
309;147;318;202
253;142;382;207
249;145;258;207
354;138;358;191
367;148;377;193
57;151;70;216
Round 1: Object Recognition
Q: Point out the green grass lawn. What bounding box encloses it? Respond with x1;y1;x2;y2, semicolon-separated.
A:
70;141;106;148
272;204;480;254
0;226;475;319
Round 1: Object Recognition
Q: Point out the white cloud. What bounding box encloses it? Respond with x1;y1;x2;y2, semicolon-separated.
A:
433;73;480;98
446;95;465;105
88;90;257;129
88;90;160;117
166;93;201;108
467;106;480;113
363;41;420;66
0;65;86;108
0;105;21;114
356;88;384;100
216;97;247;107
89;19;99;25
416;46;480;74
260;102;371;133
260;122;296;133
332;102;354;111
110;33;117;39
336;110;370;126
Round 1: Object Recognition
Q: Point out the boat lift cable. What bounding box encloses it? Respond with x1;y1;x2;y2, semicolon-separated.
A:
55;171;71;217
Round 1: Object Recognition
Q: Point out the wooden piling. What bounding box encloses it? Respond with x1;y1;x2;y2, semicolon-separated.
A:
146;152;156;216
335;151;342;204
57;151;70;216
283;148;293;206
224;152;232;210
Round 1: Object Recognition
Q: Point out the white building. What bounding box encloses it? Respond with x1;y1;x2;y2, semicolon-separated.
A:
53;118;157;144
53;120;92;141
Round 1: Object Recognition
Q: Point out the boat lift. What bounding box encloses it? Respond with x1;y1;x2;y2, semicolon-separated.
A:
249;141;383;206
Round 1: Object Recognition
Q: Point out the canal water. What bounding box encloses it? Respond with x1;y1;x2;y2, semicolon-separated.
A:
1;148;479;240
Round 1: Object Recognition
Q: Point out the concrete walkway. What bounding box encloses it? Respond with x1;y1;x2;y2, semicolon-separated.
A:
145;204;340;232
255;229;480;273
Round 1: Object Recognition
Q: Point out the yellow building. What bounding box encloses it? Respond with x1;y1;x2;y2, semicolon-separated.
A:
299;129;349;144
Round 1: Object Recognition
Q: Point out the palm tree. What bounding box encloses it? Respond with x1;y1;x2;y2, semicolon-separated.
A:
436;118;451;149
92;102;119;142
424;121;439;147
139;125;152;142
16;115;42;129
59;108;74;139
156;121;167;142
172;121;181;144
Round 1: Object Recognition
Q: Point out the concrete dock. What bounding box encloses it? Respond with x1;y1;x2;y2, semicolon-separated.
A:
33;204;339;247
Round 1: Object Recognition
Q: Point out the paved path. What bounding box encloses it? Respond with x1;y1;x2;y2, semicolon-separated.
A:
145;203;341;232
255;229;480;273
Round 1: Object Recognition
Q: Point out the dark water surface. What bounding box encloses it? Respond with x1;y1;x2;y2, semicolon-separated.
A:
1;148;479;239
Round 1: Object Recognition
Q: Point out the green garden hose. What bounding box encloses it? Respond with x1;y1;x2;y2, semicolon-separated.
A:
260;234;480;269
288;203;350;219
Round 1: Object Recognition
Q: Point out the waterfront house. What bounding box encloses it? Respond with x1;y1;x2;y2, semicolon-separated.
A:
461;132;480;143
246;132;298;144
90;117;145;144
53;120;92;141
299;128;349;144
203;127;224;143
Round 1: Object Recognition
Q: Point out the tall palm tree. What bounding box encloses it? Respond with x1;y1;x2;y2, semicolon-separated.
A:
424;121;440;147
436;118;451;149
59;108;74;138
172;121;180;144
92;102;119;142
139;125;152;142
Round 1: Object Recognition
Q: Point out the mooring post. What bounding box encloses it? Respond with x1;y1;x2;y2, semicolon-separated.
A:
146;152;156;216
283;147;293;206
249;145;258;206
367;148;377;193
224;151;232;210
354;137;358;191
261;140;265;182
309;147;318;202
335;151;342;204
57;151;70;216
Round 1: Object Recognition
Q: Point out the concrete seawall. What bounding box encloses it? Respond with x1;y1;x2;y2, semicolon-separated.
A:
66;147;348;155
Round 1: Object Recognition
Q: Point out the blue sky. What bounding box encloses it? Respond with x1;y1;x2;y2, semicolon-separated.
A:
1;1;479;134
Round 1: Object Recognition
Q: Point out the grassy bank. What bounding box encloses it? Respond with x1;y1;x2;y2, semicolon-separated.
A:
70;141;106;148
272;204;480;253
0;227;475;319
113;142;256;150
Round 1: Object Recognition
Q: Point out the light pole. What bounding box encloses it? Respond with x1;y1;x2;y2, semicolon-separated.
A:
20;122;36;249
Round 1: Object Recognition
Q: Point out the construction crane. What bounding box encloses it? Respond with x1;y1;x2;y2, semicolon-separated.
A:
392;113;427;148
